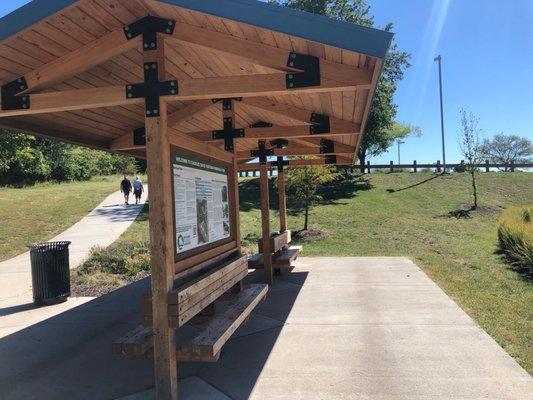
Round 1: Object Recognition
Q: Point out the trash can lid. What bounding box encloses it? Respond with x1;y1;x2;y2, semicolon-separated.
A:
28;241;71;251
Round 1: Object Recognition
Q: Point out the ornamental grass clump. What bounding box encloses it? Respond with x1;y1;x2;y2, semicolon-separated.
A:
497;206;533;272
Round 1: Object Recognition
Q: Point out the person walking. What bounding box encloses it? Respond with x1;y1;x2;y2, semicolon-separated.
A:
133;176;144;205
120;174;132;205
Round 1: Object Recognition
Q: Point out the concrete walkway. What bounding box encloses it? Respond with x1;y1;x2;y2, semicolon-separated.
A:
0;257;530;399
0;188;147;308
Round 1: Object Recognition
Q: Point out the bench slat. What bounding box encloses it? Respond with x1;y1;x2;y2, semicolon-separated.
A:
177;283;268;358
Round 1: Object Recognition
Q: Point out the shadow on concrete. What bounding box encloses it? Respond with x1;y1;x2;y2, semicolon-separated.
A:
0;302;35;317
0;267;306;400
90;202;147;223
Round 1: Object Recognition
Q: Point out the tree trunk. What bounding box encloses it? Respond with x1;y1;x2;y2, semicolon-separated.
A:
304;200;309;231
471;169;478;209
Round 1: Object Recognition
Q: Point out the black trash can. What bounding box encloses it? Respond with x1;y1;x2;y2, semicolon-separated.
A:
28;241;71;305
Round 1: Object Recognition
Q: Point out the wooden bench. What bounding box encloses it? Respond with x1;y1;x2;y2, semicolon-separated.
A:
113;252;268;362
248;230;302;271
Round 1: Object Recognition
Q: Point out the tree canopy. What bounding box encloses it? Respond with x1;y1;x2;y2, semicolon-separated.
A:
479;133;532;170
271;0;412;164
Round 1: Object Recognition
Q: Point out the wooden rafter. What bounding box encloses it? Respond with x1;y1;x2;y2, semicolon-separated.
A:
0;74;369;118
18;28;141;94
168;22;373;85
241;97;355;130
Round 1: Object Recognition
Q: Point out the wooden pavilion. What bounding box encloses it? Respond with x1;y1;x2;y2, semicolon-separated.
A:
0;1;391;398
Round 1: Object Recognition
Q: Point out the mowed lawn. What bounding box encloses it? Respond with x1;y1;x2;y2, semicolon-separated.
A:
0;176;120;261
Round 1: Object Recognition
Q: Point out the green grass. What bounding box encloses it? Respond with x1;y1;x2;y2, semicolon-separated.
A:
0;176;121;261
87;171;533;373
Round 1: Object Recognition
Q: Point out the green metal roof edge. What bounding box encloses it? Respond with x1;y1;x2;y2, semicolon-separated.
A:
0;0;392;59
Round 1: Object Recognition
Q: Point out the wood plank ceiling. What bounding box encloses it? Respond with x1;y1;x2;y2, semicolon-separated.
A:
0;0;385;163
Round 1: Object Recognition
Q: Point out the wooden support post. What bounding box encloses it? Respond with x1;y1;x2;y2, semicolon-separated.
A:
389;160;394;173
366;161;371;174
510;160;515;172
437;160;442;173
260;163;273;284
413;160;417;173
485;159;490;172
278;167;287;233
144;35;178;400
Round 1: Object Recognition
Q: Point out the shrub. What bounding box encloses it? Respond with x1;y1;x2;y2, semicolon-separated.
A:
497;206;533;272
77;242;150;277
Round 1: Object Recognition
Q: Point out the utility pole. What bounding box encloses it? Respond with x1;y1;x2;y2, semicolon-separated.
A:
434;55;446;173
397;139;405;165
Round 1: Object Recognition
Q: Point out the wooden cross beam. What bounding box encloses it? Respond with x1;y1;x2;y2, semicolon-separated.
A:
238;155;352;170
0;73;368;118
187;121;359;142
167;21;374;86
236;140;355;159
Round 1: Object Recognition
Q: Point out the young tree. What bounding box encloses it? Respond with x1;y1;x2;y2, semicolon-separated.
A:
479;133;532;171
284;160;340;230
458;109;482;209
270;1;412;166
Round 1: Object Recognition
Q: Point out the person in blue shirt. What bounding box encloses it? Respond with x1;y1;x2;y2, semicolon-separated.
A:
133;176;144;205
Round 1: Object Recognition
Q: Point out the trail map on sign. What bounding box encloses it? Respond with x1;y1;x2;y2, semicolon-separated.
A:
172;153;230;253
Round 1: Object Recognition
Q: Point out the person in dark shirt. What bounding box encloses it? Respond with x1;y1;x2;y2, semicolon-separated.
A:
120;175;132;205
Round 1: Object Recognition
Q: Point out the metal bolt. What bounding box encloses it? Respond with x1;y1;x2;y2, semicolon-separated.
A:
144;43;149;48
291;53;297;59
150;42;155;48
127;93;132;98
152;63;157;69
146;110;151;115
289;83;294;88
153;109;159;114
17;78;22;83
127;33;133;38
22;104;28;109
127;85;132;90
289;62;294;67
170;90;176;94
125;26;130;31
166;29;171;34
170;81;176;86
20;85;25;90
168;21;173;26
144;64;149;70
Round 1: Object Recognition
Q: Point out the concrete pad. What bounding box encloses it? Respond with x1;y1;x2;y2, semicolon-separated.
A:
0;257;531;400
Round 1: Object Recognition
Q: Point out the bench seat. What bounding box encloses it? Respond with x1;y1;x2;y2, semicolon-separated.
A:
112;284;268;361
248;245;302;269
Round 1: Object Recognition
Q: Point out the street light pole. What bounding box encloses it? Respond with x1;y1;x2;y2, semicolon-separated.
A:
397;139;405;165
434;55;446;173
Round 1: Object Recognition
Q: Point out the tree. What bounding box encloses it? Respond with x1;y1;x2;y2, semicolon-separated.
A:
479;133;532;171
458;109;482;209
284;159;340;230
270;1;412;166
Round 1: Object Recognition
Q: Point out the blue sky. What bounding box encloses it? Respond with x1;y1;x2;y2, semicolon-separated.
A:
1;1;532;164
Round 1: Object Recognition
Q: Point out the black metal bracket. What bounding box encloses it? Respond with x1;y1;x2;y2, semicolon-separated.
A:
211;97;242;105
310;113;330;134
133;127;146;146
212;117;245;151
251;121;273;128
286;52;320;89
251;140;274;164
320;138;334;154
272;156;289;172
124;16;176;51
271;138;288;149
325;155;337;164
126;62;178;117
1;77;30;111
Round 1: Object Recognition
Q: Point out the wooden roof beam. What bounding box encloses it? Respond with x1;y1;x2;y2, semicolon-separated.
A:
168;22;374;85
0;74;368;118
236;144;354;159
14;28;141;94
